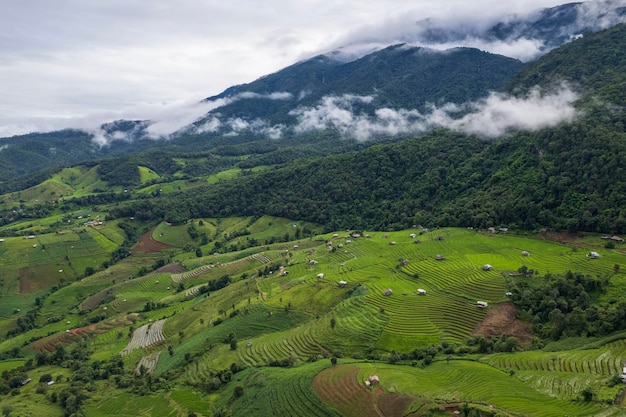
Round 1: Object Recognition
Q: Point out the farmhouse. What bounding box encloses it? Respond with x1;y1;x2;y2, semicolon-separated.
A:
338;280;347;288
308;260;318;265
482;264;493;271
588;251;600;259
389;241;396;245
435;254;445;261
317;273;324;279
477;301;488;308
417;289;426;295
383;288;393;296
522;251;530;256
369;375;379;385
505;292;513;296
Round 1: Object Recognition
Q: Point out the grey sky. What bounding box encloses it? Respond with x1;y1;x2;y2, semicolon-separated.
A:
0;0;582;137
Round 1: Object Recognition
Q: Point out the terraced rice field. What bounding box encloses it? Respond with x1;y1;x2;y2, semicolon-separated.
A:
171;255;261;284
482;338;626;401
135;351;161;374
226;361;341;417
121;319;166;356
318;361;615;417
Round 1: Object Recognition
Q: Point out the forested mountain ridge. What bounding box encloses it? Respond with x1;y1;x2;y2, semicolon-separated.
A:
104;23;626;234
2;1;626;185
196;46;523;125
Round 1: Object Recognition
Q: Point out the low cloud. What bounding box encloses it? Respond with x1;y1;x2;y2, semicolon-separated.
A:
290;85;579;140
194;115;284;140
87;91;292;146
86;85;579;145
438;85;579;137
236;92;293;100
325;0;626;62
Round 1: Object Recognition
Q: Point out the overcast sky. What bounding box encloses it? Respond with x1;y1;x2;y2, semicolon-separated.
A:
0;0;576;137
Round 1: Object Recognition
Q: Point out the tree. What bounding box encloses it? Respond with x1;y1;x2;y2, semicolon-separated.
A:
330;317;336;330
195;247;202;258
2;405;13;417
230;338;238;350
330;357;337;366
581;387;594;402
233;385;244;398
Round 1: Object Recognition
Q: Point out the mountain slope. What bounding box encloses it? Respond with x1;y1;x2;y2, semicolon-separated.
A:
104;23;626;234
198;46;523;126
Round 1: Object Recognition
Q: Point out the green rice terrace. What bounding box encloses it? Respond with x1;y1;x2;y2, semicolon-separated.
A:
1;218;626;416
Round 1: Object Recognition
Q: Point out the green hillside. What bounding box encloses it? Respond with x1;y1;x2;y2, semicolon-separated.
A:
2;17;626;417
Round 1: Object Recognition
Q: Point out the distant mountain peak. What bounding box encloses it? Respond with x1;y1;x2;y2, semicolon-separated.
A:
329;0;626;62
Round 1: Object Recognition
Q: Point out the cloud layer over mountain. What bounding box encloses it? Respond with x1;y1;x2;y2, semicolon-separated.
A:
1;0;587;137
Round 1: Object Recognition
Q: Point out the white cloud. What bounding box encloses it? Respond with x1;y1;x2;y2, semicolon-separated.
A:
442;85;580;138
290;86;579;140
0;0;586;137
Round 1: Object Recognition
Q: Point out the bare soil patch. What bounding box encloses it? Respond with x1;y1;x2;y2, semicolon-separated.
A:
155;262;186;274
472;302;533;345
131;228;174;255
80;290;109;311
19;265;58;294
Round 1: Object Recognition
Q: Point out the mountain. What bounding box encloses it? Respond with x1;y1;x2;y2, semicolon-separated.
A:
1;0;625;186
104;23;626;234
333;0;626;61
190;45;523;132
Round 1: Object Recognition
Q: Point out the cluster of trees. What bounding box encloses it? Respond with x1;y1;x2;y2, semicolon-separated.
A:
508;271;623;340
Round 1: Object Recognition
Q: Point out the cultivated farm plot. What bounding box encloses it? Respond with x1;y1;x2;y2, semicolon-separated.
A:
171;255;261;284
322;361;614;417
224;360;341;417
318;228;626;351
85;392;176;417
121;319;166;356
135;351;161;374
483;338;626;402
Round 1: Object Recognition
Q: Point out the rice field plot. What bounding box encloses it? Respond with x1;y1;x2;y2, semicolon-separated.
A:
224;360;341;417
168;389;211;415
171;255;259;285
138;166;160;184
135;351;161;374
483;338;626;401
334;361;612;417
364;269;487;350
263;275;350;316
85;392;176;417
196;298;387;372
85;226;119;252
152;222;195;248
190;323;322;377
120;318;166;356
